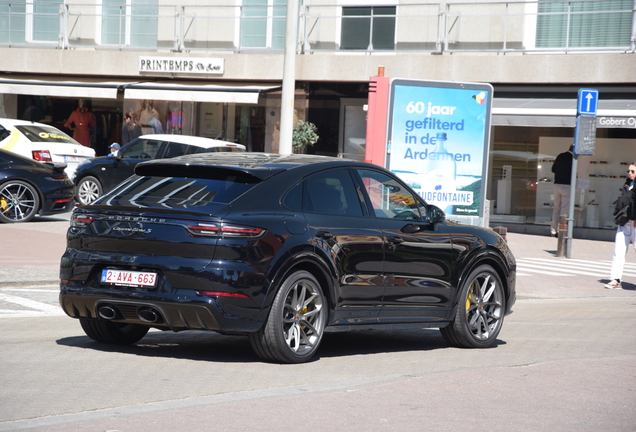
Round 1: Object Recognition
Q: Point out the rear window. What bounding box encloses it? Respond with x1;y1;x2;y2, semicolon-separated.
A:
100;175;259;209
206;146;244;153
15;125;77;144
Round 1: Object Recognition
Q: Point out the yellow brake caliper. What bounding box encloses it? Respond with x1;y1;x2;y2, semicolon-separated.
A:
466;284;474;311
0;197;8;213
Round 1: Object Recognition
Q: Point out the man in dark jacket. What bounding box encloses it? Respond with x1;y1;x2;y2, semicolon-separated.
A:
550;144;574;237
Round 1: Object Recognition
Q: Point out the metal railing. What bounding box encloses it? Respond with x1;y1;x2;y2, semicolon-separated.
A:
0;0;633;54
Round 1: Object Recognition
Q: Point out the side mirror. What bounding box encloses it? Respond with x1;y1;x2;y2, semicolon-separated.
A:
428;205;446;224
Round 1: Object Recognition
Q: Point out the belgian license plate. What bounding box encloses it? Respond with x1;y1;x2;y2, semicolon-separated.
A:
64;156;84;162
101;269;157;287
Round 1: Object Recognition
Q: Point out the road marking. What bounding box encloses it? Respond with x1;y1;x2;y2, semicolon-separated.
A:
0;293;64;318
517;257;636;278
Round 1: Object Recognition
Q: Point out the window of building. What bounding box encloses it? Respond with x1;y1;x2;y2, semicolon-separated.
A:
101;0;158;48
240;0;286;50
340;6;395;50
536;0;632;48
0;0;61;44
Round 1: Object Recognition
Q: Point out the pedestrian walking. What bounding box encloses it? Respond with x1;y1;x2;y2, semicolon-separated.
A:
550;144;574;237
605;162;636;289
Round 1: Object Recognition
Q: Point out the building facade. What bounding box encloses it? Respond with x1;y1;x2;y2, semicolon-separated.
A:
1;0;635;231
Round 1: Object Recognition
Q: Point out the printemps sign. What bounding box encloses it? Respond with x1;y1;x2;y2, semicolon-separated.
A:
139;57;225;75
386;79;493;221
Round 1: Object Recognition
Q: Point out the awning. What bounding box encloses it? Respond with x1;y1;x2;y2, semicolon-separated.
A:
493;98;636;127
0;76;123;99
123;81;278;104
0;76;279;104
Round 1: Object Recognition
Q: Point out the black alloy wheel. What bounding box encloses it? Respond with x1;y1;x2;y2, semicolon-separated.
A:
441;265;505;348
0;180;40;223
249;271;326;363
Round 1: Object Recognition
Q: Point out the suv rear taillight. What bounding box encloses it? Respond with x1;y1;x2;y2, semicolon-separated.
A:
186;223;265;238
71;214;93;228
32;150;52;162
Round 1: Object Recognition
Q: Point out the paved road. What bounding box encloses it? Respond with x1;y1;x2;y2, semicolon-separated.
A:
0;216;635;431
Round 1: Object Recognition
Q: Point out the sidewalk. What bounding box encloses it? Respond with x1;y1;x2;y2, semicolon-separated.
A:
0;216;69;286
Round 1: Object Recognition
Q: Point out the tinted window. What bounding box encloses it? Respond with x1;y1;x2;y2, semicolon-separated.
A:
356;169;421;220
15;125;75;144
121;139;161;159
303;169;363;216
0;126;10;141
206;147;244;153
102;175;258;209
163;142;189;159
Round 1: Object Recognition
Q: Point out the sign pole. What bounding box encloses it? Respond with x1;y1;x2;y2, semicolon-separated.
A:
567;88;599;258
566;154;577;258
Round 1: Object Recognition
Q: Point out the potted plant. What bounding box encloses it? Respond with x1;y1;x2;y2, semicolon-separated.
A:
292;120;319;153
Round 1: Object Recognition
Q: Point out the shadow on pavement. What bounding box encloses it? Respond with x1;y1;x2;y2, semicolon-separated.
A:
56;327;506;363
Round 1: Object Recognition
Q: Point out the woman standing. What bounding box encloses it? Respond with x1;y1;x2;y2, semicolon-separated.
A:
122;112;142;145
605;162;636;289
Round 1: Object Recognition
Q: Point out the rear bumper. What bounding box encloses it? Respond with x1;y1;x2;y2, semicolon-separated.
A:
59;285;267;334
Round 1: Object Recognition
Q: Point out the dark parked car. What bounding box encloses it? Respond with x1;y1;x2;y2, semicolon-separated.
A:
73;134;246;205
0;148;74;223
60;153;516;363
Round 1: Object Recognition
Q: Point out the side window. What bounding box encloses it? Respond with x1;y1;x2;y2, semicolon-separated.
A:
121;139;161;159
303;169;363;216
163;142;189;159
355;169;421;220
0;126;10;142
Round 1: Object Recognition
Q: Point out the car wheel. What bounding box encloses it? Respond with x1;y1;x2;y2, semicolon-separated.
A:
0;180;40;223
76;176;103;205
80;318;149;344
249;270;326;363
440;265;505;348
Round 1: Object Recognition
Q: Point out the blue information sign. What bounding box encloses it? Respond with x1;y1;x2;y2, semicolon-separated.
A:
577;88;598;116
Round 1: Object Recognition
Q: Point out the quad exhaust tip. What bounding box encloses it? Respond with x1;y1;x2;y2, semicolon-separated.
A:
138;308;162;323
98;305;118;320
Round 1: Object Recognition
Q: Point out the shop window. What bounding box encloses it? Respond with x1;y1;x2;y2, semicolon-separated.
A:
0;0;61;44
536;0;632;48
240;0;286;50
101;0;158;48
340;6;395;50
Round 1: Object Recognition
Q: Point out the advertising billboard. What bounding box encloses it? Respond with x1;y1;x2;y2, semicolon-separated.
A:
386;79;493;221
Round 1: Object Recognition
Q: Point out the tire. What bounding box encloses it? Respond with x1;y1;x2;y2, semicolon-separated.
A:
440;265;505;348
0;180;40;223
249;270;326;363
80;318;149;345
76;176;103;205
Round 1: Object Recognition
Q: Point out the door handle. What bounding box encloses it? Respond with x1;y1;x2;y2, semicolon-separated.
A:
316;230;334;239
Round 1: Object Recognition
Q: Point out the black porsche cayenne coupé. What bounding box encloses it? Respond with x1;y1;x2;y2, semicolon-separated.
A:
60;153;516;363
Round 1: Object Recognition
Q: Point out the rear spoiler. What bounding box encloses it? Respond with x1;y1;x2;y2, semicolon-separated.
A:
42;162;68;174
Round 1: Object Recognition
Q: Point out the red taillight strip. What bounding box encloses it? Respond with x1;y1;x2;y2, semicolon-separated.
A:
186;223;264;238
71;215;93;227
187;223;219;235
221;225;264;236
197;291;250;299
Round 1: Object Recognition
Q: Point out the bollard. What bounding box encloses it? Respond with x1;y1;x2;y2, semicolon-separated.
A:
493;226;507;242
556;214;567;257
